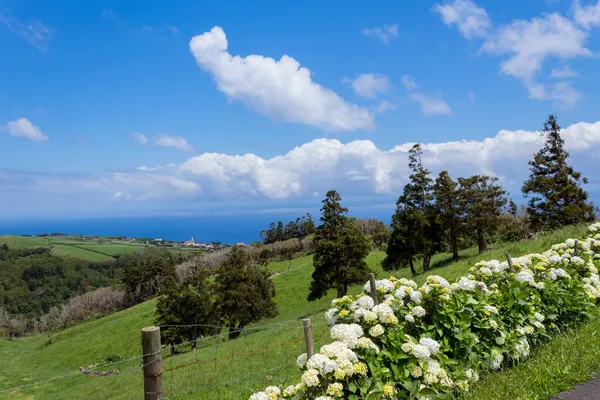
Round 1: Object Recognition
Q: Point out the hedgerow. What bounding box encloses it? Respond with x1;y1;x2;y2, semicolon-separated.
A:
249;222;600;400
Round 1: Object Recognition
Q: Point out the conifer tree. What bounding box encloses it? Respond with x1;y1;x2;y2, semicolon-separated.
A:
384;144;441;273
215;246;277;339
522;114;595;230
308;190;371;300
433;170;461;261
458;175;507;253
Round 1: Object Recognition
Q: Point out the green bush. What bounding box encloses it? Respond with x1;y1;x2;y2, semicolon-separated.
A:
249;222;600;399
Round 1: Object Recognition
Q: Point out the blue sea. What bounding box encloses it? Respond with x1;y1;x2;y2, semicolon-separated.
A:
0;215;284;244
0;208;396;245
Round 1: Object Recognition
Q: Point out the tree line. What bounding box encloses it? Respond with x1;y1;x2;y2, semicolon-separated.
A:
306;114;595;299
260;213;317;244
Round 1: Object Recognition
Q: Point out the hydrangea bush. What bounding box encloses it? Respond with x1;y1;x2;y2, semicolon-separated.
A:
249;223;600;400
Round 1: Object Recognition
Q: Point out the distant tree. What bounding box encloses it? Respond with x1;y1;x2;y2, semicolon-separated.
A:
458;175;508;253
522;114;595;230
308;190;371;300
215;246;277;339
155;271;216;354
433;171;461;261
354;218;391;249
261;214;317;244
122;248;180;302
385;144;442;273
508;199;518;216
298;213;317;237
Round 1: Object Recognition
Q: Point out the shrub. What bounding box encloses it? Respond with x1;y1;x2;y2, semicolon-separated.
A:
249;222;600;399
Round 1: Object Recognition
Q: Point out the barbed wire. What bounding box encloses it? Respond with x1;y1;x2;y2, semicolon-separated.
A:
164;362;297;399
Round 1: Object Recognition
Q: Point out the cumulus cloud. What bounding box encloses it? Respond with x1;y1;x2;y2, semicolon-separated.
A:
4;118;48;141
362;24;398;44
131;132;148;144
550;65;579;78
401;75;451;115
433;0;491;39
154;135;194;152
0;11;52;51
436;1;597;108
342;73;390;98
131;132;193;152
189;26;374;132
5;120;600;212
573;0;600;28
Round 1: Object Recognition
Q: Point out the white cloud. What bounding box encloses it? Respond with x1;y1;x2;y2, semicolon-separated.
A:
342;73;390;98
189;26;374;132
0;11;52;51
362;24;398;44
409;93;452;115
550;65;579;78
573;0;600;28
401;75;451;115
401;75;418;90
4;118;48;141
480;13;592;81
131;132;193;152
433;0;491;39
436;1;595;108
4;120;600;209
131;132;148;144
154;135;194;152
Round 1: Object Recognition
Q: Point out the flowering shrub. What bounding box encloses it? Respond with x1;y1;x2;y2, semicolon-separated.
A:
249;223;600;399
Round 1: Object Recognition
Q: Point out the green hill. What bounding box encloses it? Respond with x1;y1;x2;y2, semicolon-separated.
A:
0;225;588;399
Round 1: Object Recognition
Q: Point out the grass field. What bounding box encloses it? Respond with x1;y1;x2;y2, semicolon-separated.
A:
0;225;596;400
0;235;201;262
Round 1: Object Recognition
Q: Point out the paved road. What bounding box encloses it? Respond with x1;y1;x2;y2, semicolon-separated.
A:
553;376;600;400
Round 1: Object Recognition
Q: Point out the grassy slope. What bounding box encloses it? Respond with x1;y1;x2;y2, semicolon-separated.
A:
0;224;593;400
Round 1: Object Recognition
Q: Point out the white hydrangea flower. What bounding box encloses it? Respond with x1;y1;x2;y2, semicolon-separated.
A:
515;270;535;285
363;310;378;322
297;353;308;368
265;386;281;396
426;275;450;288
553;268;571;279
451;277;478;291
419;337;440;355
490;320;498;329
405;314;415;323
325;308;338;325
523;325;534;335
372;303;395;323
479;267;493;277
330;324;363;348
410;290;423;303
535;282;546;290
483;305;499;315
307;354;337;376
411;344;431;359
369;324;385;337
571;256;585;265
356;295;375;310
301;368;320;387
249;392;268;400
534;312;545;322
412;306;426;317
495;331;506;345
357;337;379;352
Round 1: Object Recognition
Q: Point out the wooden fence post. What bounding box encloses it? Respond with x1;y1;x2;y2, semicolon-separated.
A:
302;319;314;359
368;273;379;305
506;253;516;273
574;240;579;256
142;326;162;400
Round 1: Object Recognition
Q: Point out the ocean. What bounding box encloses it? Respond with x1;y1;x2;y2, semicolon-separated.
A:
0;208;396;245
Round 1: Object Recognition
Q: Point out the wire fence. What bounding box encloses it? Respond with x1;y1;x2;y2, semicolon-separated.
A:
0;316;331;400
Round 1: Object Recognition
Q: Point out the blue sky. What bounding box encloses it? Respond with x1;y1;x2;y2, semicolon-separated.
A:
2;0;600;220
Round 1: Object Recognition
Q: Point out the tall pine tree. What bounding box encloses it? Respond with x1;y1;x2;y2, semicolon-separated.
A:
522;114;595;230
384;144;441;273
308;190;371;300
433;170;461;261
458;175;507;253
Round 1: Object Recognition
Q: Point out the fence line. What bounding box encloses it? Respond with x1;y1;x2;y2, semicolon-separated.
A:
0;316;327;398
